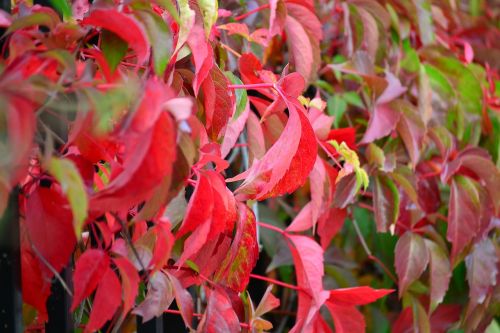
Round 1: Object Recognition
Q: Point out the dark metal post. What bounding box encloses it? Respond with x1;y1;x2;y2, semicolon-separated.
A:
0;188;23;333
137;315;165;333
45;266;73;333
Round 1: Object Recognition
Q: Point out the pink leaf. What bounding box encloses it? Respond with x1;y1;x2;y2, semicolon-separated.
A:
465;238;498;305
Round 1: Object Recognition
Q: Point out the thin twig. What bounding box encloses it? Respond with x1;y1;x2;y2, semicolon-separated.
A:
30;244;73;296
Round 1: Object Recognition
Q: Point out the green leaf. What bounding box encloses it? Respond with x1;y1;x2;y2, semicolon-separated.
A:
7;12;60;33
342;91;364;108
101;30;128;73
48;157;88;237
155;0;180;23
50;0;72;20
225;72;248;120
327;95;347;127
414;0;434;45
135;10;173;77
198;0;218;37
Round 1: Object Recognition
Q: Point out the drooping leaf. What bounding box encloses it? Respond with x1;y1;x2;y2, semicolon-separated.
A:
47;157;88;237
85;267;121;333
395;232;429;297
166;272;194;328
447;175;488;261
230;99;317;201
114;256;140;316
465;238;498;305
425;240;451;309
395;100;425;166
201;64;235;140
71;249;110;311
25;186;76;274
198;0;218;37
197;287;241;333
372;172;400;232
91;111;177;212
134;9;173;77
215;203;258;292
133;271;174;322
188;24;213;94
286;234;329;332
284;2;322;82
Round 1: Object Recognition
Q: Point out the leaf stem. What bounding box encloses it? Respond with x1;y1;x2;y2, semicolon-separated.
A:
220;42;242;58
164;309;251;329
249;273;301;291
234;4;270;21
257;221;286;235
228;83;275;90
351;219;398;283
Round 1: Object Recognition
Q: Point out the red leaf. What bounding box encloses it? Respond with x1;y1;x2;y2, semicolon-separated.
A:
197;287;241;333
465;238;498;305
81;9;149;64
324;302;365;333
201;64;235;140
215;203;259;292
90;111;177;212
395;232;429;297
187;24;213;94
25;186;76;274
85;267;121;333
114;256;140;316
21;245;51;321
287;234;329;332
230;99;317;200
71;249;110;311
447;175;491;261
329;286;393;306
176;171;237;267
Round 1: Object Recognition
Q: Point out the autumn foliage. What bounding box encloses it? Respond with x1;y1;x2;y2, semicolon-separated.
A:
0;0;499;332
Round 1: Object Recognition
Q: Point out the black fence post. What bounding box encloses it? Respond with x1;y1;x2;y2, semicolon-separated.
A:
45;266;73;333
0;188;23;333
137;314;166;333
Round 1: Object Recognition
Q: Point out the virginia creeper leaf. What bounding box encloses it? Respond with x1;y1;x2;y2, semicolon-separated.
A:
85;268;121;333
395;232;429;297
81;9;150;64
47;157;88;237
71;249;110;311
